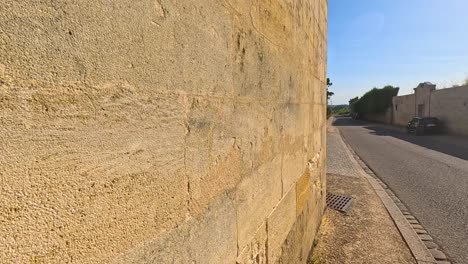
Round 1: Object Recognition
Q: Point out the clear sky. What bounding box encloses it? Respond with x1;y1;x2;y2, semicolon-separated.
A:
327;0;468;105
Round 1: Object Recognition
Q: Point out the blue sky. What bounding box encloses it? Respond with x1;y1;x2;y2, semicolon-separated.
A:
327;0;468;104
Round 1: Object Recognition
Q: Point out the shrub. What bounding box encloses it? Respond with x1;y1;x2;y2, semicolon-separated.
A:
349;96;359;114
353;85;399;114
330;105;350;115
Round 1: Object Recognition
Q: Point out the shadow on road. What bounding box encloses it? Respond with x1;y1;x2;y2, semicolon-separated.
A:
333;117;468;161
332;116;367;127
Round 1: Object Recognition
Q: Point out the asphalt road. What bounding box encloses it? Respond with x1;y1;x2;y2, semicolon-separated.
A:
334;116;468;264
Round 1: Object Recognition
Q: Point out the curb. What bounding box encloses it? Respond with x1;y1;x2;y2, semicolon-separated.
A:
332;123;451;264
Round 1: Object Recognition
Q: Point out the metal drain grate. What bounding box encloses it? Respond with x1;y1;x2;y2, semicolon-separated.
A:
326;193;353;213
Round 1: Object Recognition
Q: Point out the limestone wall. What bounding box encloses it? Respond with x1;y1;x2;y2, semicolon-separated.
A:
392;86;468;135
0;0;327;263
393;94;416;126
415;83;435;117
430;86;468;136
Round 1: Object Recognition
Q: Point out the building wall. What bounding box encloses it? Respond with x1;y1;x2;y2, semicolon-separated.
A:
430;86;468;136
0;0;328;263
392;85;468;136
414;82;436;117
393;94;416;126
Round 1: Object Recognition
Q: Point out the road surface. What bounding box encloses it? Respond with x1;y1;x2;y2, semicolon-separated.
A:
334;116;468;264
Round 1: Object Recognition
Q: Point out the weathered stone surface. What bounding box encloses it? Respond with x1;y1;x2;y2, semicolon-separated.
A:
237;223;268;264
115;192;237;264
0;0;327;263
282;103;308;193
236;157;282;249
289;152;325;263
267;186;297;263
296;169;311;216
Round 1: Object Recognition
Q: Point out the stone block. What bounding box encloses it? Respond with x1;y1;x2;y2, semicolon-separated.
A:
301;197;325;260
232;19;289;102
236;223;267;264
115;192;237;264
185;97;244;215
236;157;282;250
267;186;297;263
250;0;294;51
0;91;191;263
282;151;306;195
296;169;311;216
282;103;308;193
275;189;324;263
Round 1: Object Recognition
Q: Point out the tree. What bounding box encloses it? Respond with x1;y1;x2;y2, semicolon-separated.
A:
349;96;359;114
326;78;334;100
464;77;468;86
353;85;399;114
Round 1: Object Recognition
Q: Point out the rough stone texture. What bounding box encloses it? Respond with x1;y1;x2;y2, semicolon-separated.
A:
237;223;268;264
115;192;238;264
279;189;324;264
237;157;282;249
267;186;297;263
0;0;327;263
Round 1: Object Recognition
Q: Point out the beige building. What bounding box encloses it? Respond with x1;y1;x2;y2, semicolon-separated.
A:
0;0;328;263
393;83;468;136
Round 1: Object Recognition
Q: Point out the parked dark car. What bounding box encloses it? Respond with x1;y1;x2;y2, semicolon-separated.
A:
407;117;442;135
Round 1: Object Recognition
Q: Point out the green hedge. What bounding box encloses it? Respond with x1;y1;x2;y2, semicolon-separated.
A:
353;85;399;114
349;96;359;114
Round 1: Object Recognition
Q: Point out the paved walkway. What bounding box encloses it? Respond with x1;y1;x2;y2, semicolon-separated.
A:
310;123;417;264
326;132;362;178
